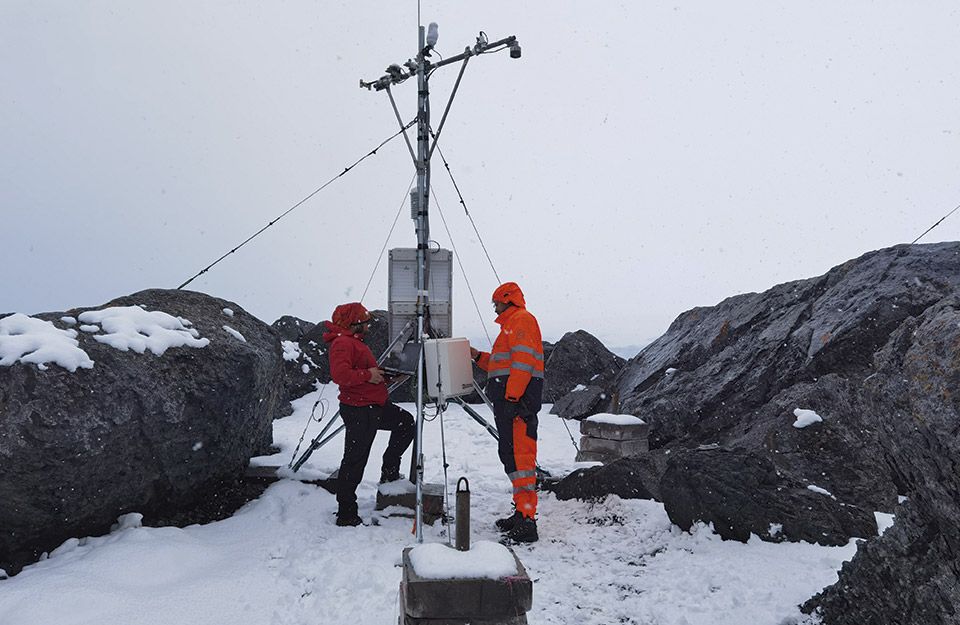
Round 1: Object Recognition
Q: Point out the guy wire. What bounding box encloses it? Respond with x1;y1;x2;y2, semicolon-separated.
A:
361;174;417;302
911;201;960;244
177;119;416;290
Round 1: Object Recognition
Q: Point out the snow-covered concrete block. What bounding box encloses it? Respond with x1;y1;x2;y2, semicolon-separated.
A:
400;545;532;622
580;415;649;441
376;481;445;525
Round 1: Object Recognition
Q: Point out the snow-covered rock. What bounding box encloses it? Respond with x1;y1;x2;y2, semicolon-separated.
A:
0;289;284;576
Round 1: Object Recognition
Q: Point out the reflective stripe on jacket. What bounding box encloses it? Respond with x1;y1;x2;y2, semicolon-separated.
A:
477;305;544;401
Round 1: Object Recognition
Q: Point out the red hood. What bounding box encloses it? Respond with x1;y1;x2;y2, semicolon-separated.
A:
322;320;365;344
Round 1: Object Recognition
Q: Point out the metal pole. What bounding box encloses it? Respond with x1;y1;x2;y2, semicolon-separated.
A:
413;23;432;544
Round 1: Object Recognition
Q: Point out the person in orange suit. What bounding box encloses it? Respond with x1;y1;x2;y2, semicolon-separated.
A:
471;282;543;543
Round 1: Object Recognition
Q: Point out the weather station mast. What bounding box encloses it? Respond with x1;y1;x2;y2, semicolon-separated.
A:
361;23;521;542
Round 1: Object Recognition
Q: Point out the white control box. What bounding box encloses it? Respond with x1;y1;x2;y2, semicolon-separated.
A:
423;338;474;399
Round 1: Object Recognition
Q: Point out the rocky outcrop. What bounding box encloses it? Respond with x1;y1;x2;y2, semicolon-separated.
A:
660;448;876;546
546;452;665;502
803;297;960;624
0;289;285;575
545;330;625;404
611;243;960;518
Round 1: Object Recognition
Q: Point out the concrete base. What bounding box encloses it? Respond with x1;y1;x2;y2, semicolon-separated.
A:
580;419;649;441
376;482;446;525
399;546;532;624
579;435;649;456
244;465;338;494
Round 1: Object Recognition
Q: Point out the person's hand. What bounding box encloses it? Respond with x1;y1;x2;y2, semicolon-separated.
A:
470;347;480;359
368;367;385;384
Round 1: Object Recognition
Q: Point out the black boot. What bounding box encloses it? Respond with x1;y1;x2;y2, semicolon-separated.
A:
503;516;538;544
379;467;401;484
495;510;522;533
336;504;363;527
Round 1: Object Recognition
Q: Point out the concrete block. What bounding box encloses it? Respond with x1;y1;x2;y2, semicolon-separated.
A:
580;419;649;441
579;435;649;456
377;482;445;525
400;547;532;620
575;449;614;464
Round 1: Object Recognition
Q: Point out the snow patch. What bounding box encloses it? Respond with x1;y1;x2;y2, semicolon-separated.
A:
378;479;417;496
222;325;246;342
301;364;310;374
792;408;823;429
77;306;209;355
875;511;895;535
768;523;783;537
60;316;77;325
570;384;587;392
222;308;234;317
806;484;835;499
665;367;678;375
281;340;302;362
80;324;100;333
408;541;517;580
192;442;203;451
0;313;94;372
585;413;646;426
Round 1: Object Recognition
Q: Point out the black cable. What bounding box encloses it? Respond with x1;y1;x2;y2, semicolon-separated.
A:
360;174;417;302
429;133;501;283
177;119;416;290
432;188;494;348
911;202;960;244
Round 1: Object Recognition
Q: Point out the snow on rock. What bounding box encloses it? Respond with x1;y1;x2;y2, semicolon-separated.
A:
77;306;209;355
300;364;309;374
60;316;77;325
222;325;246;343
281;340;302;362
222;308;234;317
793;408;824;429
874;511;895;535
585;413;646;426
80;324;100;333
0;313;94;372
807;484;836;499
409;541;518;580
570;384;587;393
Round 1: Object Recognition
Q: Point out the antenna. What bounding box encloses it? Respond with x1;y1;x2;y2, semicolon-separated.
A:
361;23;521;542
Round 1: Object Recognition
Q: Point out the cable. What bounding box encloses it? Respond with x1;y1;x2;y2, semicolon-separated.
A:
361;175;417;302
431;187;494;349
177;119;416;290
911;202;960;244
430;133;501;283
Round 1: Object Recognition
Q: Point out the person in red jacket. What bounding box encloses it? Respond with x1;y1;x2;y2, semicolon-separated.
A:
470;282;543;543
323;302;414;527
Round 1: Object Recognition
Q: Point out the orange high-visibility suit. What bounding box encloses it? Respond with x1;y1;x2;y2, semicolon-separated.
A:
475;282;544;519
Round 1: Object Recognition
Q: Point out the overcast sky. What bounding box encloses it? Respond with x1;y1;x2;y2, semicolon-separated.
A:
3;1;958;349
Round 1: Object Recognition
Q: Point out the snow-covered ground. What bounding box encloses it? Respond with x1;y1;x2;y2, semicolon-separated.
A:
0;386;858;625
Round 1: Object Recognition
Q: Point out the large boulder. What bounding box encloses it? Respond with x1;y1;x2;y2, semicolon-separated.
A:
613;243;960;516
803;297;960;624
546;453;664;502
660;447;876;546
0;289;285;575
544;330;625;422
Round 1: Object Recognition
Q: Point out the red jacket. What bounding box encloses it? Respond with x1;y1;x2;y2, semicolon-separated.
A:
323;321;388;407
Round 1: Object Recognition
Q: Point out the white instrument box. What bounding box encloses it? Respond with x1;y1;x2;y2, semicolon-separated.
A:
423;338;474;399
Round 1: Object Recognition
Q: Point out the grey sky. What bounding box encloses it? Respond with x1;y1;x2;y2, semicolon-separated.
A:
3;1;958;349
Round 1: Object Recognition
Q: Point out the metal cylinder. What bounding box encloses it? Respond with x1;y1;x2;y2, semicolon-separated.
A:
455;477;470;551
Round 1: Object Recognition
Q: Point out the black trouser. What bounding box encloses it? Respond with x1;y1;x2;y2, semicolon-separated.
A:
336;401;415;516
